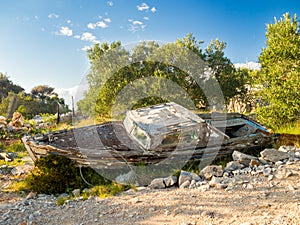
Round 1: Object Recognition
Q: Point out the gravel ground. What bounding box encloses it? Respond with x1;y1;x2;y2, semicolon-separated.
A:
1;159;300;225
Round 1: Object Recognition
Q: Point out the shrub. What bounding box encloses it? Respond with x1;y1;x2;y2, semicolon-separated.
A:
24;155;127;195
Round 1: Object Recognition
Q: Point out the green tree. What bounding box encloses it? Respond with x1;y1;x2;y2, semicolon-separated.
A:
78;34;245;121
31;85;55;100
257;13;300;129
205;39;248;104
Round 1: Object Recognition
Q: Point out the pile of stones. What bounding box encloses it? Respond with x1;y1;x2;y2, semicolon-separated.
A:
147;146;300;190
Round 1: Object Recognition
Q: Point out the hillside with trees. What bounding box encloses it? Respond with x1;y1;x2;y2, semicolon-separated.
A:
0;73;24;101
0;80;69;119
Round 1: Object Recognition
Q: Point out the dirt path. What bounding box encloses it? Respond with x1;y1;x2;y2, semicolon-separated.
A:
0;160;299;225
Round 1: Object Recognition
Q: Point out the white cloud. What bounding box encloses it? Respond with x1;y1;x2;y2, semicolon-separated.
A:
96;21;108;28
34;16;39;20
104;18;111;23
59;26;73;36
74;33;99;43
234;61;261;70
143;16;149;20
107;1;113;6
87;23;97;29
67;20;72;24
151;7;156;13
81;32;97;42
132;20;143;25
129;20;146;33
87;20;109;29
48;13;59;19
81;45;92;51
137;3;150;11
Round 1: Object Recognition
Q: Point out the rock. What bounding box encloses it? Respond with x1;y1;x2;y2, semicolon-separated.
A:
268;175;274;181
189;171;202;181
275;161;284;166
209;176;222;187
26;192;37;199
0;153;12;162
260;148;289;163
249;159;261;167
215;183;228;190
0;116;7;126
28;214;34;221
198;184;210;192
223;177;236;185
232;169;241;176
278;145;296;152
178;171;201;186
179;180;190;189
163;176;177;187
7;152;18;160
263;167;272;177
224;161;244;171
200;165;223;180
241;167;252;174
189;179;197;188
148;178;166;189
9;112;24;127
72;189;81;197
232;151;257;166
178;171;191;186
258;157;268;165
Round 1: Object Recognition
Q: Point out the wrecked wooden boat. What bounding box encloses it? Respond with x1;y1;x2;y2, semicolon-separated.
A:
22;102;276;169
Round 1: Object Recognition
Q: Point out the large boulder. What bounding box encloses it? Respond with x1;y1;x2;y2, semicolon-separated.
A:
260;148;289;163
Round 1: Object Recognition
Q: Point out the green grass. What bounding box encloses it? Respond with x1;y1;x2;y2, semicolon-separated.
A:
56;195;70;206
5;180;29;193
275;120;300;135
0;140;28;166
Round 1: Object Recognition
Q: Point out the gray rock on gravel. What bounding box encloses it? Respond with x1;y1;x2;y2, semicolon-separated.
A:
260;148;289;163
178;171;201;186
163;175;178;187
148;178;166;189
179;180;191;189
225;161;244;171
200;165;223;180
232;151;257;166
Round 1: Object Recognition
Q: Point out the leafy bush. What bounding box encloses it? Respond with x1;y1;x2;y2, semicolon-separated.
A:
25;155;82;194
24;155;127;195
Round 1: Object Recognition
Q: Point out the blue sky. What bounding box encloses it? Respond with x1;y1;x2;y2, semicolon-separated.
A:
0;0;299;105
